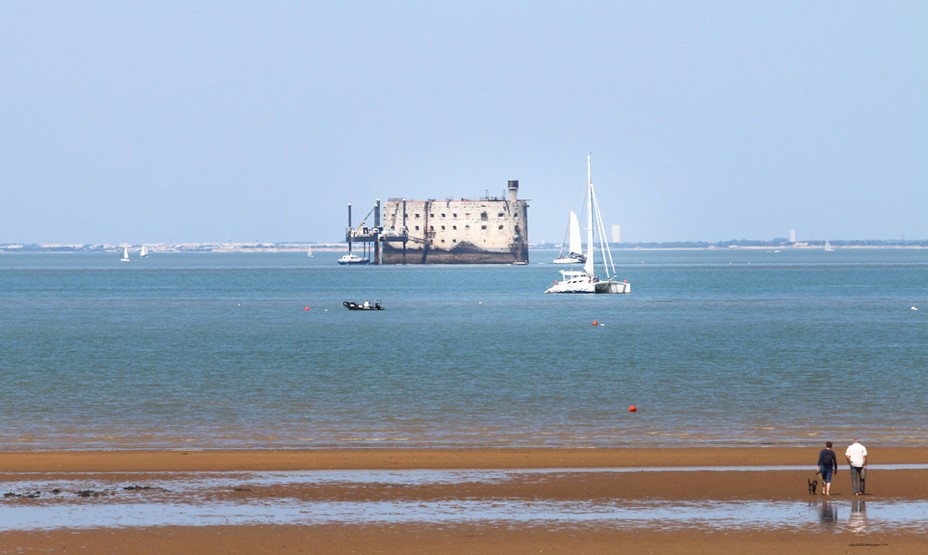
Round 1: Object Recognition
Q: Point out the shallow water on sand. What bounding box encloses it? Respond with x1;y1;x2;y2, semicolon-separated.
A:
1;468;926;532
1;248;927;449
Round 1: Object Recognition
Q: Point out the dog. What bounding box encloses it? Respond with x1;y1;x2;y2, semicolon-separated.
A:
808;476;818;495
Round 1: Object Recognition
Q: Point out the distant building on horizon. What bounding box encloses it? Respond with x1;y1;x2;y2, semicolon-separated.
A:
789;229;797;243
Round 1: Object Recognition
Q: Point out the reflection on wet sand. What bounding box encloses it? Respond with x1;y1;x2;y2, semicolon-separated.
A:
818;498;838;527
848;500;868;533
1;470;927;534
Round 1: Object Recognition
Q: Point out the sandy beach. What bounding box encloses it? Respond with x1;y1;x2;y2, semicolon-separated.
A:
2;447;927;553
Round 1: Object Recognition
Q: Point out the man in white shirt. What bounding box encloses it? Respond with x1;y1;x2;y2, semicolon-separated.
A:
845;439;868;495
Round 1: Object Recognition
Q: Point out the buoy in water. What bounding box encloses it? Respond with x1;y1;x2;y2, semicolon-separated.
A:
592;320;599;326
304;306;310;311
628;405;637;412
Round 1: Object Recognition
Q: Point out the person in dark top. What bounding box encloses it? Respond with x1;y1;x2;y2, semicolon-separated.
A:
817;441;839;495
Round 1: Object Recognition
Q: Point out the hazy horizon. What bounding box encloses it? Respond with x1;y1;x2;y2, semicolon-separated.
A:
2;2;926;245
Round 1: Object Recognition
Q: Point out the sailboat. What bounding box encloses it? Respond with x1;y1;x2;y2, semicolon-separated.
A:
120;246;131;262
139;245;149;258
306;245;314;258
552;210;586;264
545;155;630;294
824;240;835;252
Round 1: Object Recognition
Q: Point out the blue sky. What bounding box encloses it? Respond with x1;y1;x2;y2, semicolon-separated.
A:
2;1;926;244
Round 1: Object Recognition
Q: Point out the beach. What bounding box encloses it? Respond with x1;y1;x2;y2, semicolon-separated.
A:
3;447;927;553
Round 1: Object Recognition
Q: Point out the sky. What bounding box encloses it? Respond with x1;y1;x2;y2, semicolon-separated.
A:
2;1;926;245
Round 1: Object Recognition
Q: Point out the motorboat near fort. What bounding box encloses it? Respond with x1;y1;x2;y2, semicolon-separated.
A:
341;180;529;265
343;300;383;310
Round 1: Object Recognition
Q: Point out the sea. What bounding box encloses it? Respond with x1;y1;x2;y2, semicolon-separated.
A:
1;248;926;451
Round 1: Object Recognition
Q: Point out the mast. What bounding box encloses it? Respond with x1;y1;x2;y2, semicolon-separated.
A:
583;154;595;276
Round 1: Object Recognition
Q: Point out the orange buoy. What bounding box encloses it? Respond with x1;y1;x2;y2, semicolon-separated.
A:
628;405;637;412
592;320;599;326
304;306;310;311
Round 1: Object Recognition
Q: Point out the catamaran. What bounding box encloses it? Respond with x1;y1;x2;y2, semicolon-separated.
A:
552;210;585;265
545;155;630;294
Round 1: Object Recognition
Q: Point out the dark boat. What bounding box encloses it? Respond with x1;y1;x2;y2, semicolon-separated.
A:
343;300;383;310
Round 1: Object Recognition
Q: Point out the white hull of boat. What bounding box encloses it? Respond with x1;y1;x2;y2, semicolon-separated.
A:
545;275;631;294
552;254;585;265
337;253;369;265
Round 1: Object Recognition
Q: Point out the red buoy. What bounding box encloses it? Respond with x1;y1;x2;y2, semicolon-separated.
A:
592;320;599;326
628;405;637;412
304;306;310;311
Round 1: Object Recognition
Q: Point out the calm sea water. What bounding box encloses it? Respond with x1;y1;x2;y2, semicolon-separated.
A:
1;248;926;450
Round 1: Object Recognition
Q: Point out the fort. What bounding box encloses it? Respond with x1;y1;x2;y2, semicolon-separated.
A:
345;180;529;264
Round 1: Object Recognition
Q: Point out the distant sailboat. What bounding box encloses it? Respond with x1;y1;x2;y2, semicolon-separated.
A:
824;240;835;252
307;245;314;258
120;246;131;262
140;245;149;258
552;210;586;265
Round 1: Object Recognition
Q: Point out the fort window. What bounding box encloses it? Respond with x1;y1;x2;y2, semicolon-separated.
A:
498;225;504;230
441;226;446;231
452;239;457;243
415;225;420;231
452;225;457;230
429;226;434;231
481;225;487;230
430;213;434;218
441;213;446;218
415;213;420;218
498;213;504;217
441;239;445;243
480;212;488;221
465;225;471;230
452;213;457;217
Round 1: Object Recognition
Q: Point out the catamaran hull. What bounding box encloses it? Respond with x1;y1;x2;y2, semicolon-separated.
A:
595;280;631;294
545;278;630;294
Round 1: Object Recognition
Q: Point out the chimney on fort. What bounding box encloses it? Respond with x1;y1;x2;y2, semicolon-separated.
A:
507;180;519;203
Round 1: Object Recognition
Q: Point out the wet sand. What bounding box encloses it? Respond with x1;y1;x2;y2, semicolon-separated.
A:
2;447;928;553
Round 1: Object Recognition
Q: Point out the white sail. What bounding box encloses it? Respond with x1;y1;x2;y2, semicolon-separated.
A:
567;211;582;256
140;245;149;258
553;211;586;264
120;246;130;262
583;156;595;277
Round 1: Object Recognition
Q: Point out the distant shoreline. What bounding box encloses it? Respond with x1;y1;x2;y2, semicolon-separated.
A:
1;242;926;254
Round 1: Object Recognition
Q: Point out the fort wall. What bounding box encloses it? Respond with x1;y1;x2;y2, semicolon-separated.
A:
380;181;529;264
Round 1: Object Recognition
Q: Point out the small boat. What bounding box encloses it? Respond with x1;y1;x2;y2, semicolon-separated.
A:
120;246;131;262
545;155;630;294
306;245;314;258
140;245;149;258
824;240;835;252
552;210;586;265
343;300;383;310
337;252;369;265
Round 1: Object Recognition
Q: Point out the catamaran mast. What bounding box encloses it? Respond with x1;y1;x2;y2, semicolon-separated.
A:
583;155;595;276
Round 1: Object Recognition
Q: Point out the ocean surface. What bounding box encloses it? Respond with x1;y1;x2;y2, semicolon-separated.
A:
1;248;926;450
